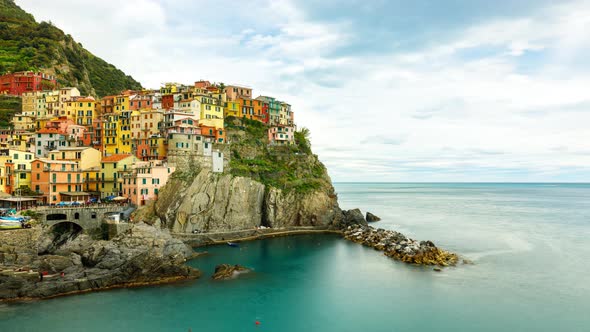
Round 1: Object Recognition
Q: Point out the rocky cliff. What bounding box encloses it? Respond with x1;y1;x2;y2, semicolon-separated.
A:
153;169;343;233
149;118;344;234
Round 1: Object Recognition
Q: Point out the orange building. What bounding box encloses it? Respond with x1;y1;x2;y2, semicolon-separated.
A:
237;97;255;120
199;124;226;143
31;159;88;204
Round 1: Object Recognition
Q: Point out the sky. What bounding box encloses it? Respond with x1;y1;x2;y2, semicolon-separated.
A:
17;0;590;182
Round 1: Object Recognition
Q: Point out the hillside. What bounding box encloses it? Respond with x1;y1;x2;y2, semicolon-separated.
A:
0;0;142;97
0;95;19;127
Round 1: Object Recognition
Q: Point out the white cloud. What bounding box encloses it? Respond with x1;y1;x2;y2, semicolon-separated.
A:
16;0;590;181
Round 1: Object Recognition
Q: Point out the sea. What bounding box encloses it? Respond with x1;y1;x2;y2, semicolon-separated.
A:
1;183;589;331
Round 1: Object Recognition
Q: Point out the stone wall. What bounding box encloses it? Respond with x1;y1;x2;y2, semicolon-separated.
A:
0;228;40;248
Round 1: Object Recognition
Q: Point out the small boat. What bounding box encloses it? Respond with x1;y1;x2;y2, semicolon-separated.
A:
0;216;25;222
227;242;239;247
0;221;23;230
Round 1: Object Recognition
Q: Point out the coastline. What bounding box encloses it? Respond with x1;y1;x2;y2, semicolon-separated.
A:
174;227;344;247
0;274;199;304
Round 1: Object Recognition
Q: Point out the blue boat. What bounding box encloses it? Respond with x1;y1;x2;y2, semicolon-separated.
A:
227;242;239;247
0;216;25;222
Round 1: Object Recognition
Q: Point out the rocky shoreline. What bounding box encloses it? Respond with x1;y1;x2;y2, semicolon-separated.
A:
0;223;200;302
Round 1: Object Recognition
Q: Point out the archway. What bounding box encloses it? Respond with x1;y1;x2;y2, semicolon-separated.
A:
41;222;84;254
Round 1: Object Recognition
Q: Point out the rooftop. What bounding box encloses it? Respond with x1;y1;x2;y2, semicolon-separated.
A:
102;154;134;162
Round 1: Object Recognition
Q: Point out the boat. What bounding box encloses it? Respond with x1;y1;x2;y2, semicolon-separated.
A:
0;221;23;230
227;242;239;247
0;216;25;222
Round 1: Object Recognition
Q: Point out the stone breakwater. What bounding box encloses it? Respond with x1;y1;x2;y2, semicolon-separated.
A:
343;225;459;266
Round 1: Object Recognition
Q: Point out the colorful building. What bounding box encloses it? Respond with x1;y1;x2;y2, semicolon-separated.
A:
0;71;57;95
268;126;295;145
121;160;175;206
30;159;87;204
11;114;35;131
48;147;101;171
100;154;138;198
224;85;252;101
34;128;66;157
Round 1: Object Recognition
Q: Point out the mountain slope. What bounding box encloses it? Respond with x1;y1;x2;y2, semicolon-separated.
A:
0;0;142;96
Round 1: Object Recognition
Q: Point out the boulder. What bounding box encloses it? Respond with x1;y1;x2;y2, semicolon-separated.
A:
366;212;381;222
211;264;251;280
342;209;368;227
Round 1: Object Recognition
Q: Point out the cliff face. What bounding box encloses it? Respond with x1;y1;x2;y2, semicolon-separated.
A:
156;171;265;233
151;118;343;233
154;168;343;233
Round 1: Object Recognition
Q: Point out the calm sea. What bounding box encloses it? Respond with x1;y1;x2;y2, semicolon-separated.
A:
1;183;589;331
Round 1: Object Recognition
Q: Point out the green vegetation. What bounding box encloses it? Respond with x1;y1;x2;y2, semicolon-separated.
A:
226;118;327;194
0;95;20;127
0;0;142;96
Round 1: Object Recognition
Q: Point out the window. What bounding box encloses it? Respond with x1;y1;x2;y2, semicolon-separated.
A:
36;173;40;180
142;178;146;185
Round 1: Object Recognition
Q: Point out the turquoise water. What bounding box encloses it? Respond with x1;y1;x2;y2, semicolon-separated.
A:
1;183;590;331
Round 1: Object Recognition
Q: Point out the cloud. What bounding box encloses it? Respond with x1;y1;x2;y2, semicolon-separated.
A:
16;0;590;182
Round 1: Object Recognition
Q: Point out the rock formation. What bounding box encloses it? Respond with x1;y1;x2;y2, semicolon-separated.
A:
211;264;251;280
154;168;344;233
0;223;200;301
342;225;459;267
366;212;381;222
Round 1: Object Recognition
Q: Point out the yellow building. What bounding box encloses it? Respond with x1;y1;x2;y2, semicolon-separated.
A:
0;154;11;193
100;154;138;197
21;92;36;116
225;101;240;118
57;87;81;116
160;83;181;94
64;97;96;127
83;167;101;194
9;131;34;152
114;95;130;112
197;94;224;129
48;147;101;171
9;149;34;191
11;114;35;131
45;90;59;116
102;113;119;155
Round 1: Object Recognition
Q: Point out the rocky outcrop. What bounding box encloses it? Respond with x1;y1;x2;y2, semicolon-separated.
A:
211;264;251;280
343;225;458;267
263;187;342;228
366;212;381;222
154;168;342;233
340;209;368;228
0;223;200;301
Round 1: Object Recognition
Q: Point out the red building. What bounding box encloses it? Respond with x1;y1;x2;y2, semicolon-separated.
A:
161;94;175;109
0;71;57;95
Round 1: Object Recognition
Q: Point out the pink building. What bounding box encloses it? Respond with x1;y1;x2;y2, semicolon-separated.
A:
121;160;175;206
65;124;86;142
46;117;75;133
268;126;295;145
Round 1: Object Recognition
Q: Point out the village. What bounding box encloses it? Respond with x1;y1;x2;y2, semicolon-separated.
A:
0;71;297;209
